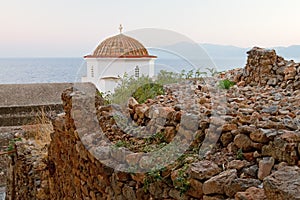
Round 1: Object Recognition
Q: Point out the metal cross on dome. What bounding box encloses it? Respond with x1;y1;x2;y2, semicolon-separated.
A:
119;24;123;34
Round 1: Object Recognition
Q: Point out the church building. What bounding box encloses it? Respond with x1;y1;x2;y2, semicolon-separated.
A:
82;25;157;93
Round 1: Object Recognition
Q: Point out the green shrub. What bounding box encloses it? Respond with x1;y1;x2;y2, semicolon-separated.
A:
206;67;219;77
114;140;130;148
110;74;153;105
133;83;164;104
195;68;207;78
143;168;163;192
156;70;182;85
97;91;112;105
218;79;235;89
109;69;210;105
110;70;183;105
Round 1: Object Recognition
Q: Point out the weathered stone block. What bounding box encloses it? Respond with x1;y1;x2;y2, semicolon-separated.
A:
203;169;237;195
264;166;300;200
189;160;221;181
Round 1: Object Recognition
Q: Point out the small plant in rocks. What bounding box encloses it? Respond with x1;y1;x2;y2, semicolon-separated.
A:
218;79;235;89
174;164;191;196
236;148;244;160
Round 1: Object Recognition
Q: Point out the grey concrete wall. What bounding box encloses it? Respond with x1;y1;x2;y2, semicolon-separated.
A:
0;83;74;107
0;82;96;126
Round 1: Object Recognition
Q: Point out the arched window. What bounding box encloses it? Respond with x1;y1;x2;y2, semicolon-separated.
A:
135;66;139;78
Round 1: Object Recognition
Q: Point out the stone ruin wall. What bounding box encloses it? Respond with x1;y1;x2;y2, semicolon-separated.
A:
231;47;300;89
7;86;208;200
5;47;300;200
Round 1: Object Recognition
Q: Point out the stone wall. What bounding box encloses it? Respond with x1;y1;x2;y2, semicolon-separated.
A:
238;47;300;89
46;84;205;200
6;138;49;200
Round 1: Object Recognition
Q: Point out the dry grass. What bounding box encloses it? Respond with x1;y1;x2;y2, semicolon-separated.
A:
22;107;53;147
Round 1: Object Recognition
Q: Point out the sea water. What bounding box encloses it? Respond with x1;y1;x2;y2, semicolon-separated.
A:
0;57;245;85
0;58;86;84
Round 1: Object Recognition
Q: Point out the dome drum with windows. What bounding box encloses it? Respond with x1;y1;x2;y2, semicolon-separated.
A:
82;25;156;93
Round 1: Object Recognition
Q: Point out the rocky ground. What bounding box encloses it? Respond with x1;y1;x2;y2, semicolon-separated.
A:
5;47;300;199
93;47;300;199
95;77;300;199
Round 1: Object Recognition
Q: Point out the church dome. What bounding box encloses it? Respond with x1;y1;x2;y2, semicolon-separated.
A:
89;33;156;58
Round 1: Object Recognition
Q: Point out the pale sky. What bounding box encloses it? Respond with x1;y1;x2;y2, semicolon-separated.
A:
1;0;300;57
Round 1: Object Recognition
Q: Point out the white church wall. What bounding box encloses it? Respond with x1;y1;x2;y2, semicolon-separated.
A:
97;79;106;92
83;57;156;93
96;58;153;78
103;79;119;93
149;59;155;77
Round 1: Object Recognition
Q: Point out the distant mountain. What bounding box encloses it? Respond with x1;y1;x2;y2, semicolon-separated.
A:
273;45;300;60
200;43;248;59
149;43;300;72
199;44;249;71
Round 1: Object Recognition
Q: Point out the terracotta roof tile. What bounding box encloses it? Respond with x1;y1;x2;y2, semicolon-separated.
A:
91;34;155;58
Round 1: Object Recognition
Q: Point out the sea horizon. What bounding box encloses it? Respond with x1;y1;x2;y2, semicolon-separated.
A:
0;57;249;85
